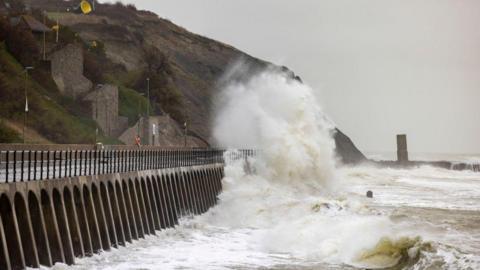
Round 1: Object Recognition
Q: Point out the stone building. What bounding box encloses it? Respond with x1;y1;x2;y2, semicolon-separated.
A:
83;84;128;137
50;44;92;99
9;15;51;33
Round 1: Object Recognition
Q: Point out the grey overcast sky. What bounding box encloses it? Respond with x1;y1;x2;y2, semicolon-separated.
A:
107;0;480;154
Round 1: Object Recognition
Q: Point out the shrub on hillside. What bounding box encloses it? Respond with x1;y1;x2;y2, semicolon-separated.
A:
0;72;22;117
0;120;21;143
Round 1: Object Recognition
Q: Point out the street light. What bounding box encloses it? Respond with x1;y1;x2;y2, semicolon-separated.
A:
146;78;150;117
23;66;34;144
94;84;103;144
146;78;150;145
137;93;145;144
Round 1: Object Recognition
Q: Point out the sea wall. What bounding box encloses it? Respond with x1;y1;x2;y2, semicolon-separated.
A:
0;164;224;269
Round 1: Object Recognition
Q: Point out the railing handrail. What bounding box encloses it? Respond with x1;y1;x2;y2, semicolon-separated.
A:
0;148;257;183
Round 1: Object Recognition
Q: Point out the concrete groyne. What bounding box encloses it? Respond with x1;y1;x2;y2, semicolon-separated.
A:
0;146;234;270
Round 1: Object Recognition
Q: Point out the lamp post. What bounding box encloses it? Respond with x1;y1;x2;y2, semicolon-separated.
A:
94;84;103;144
146;78;150;145
42;11;46;60
146;78;150;116
137;93;145;144
184;121;187;148
23;66;34;144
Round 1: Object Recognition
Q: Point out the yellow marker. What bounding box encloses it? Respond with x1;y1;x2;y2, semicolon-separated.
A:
52;25;59;31
80;0;92;14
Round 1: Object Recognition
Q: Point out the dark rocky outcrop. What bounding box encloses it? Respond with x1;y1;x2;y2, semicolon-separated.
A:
333;128;367;165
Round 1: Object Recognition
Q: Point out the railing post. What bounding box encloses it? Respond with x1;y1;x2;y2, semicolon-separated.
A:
145;150;148;170
13;151;17;182
112;150;115;174
146;150;149;170
93;150;97;175
139;150;142;171
129;150;132;172
177;150;180;167
184;149;188;167
144;150;147;170
125;151;128;172
132;150;135;171
173;149;175;168
62;151;66;178
20;150;24;182
68;150;72;177
162;150;165;169
114;150;117;173
134;150;137;172
151;150;154;169
57;150;61;179
79;150;83;177
131;150;134;171
27;150;31;181
126;150;129;172
153;150;156;169
40;151;43;181
67;150;70;177
33;151;37;180
5;150;9;183
74;150;77;177
164;149;168;169
109;150;112;173
174;150;177;167
46;151;50;180
84;151;86;176
98;150;101;174
150;149;153;169
107;150;110;174
143;150;146;170
165;149;168;168
52;150;56;179
118;150;122;172
102;150;106;174
121;150;124;172
88;150;92;176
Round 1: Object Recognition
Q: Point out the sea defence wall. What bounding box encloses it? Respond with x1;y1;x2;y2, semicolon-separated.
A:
0;146;236;270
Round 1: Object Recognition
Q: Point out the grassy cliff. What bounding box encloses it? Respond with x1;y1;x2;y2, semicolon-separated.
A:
0;41;116;144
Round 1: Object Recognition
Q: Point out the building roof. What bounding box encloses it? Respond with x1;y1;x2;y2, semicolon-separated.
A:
11;15;51;32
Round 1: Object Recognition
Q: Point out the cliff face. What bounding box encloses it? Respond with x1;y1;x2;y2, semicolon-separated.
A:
22;0;366;164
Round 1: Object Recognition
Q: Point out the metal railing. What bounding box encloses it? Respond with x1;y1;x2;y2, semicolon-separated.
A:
0;148;230;183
